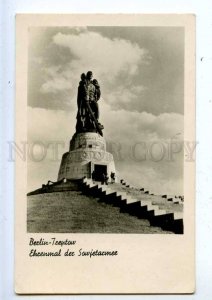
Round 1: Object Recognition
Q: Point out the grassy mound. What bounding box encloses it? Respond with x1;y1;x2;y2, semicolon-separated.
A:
27;191;172;234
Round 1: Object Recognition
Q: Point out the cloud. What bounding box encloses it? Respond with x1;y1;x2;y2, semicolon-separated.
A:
117;161;183;196
105;85;146;110
52;31;147;79
101;102;183;142
37;30;149;112
28;26;184;115
27;107;76;143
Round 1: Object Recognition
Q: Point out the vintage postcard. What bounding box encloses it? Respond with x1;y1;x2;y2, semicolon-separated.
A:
15;14;195;294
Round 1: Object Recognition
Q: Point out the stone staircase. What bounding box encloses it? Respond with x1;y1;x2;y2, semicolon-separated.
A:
81;178;183;234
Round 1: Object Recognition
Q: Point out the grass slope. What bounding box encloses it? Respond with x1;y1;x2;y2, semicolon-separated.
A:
27;191;172;234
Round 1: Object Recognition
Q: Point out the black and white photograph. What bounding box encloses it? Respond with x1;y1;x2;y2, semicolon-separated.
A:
15;14;195;294
27;25;185;234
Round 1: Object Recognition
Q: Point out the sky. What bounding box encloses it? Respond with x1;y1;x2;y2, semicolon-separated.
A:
27;26;184;195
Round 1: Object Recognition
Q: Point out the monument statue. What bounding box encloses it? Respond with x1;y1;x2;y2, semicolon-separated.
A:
57;71;116;182
76;71;104;136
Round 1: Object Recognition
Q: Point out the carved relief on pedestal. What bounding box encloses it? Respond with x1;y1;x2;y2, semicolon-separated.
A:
66;149;113;164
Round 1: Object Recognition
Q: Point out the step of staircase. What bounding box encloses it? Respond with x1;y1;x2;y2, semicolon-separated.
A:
82;178;183;234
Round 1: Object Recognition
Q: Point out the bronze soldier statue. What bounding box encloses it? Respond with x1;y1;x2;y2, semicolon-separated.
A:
76;71;103;136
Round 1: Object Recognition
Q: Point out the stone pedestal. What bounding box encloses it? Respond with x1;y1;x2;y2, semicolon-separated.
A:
58;132;116;181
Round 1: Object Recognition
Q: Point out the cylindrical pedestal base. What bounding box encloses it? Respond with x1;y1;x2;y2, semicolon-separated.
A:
58;132;116;182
